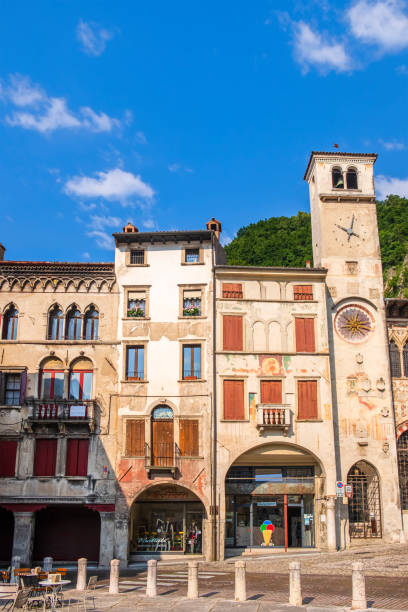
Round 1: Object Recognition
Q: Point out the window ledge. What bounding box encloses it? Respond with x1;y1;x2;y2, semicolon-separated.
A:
296;419;323;423
123;317;151;321
121;379;149;384
178;316;207;320
65;475;88;480
181;262;205;266
220;419;250;423
127;264;150;267
0;404;22;409
178;379;207;383
123;455;145;459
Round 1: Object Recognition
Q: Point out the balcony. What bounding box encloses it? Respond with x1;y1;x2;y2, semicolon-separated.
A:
145;442;180;477
256;404;291;436
27;400;96;431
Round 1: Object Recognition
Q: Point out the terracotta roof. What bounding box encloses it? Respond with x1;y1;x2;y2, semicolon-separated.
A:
304;151;378;180
113;229;213;244
0;261;113;267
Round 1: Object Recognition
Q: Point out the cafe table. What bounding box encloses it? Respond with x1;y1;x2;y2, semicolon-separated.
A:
39;579;71;611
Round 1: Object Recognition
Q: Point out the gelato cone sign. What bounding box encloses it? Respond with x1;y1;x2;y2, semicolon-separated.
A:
260;520;275;546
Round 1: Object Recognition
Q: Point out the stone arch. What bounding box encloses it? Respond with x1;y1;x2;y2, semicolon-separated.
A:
397;429;408;511
252;320;266;352
267;320;282;352
264;281;280;300
347;460;382;539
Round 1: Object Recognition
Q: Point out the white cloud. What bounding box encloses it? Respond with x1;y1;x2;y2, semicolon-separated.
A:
347;0;408;52
168;163;194;173
78;201;97;212
379;139;405;150
86;230;113;250
142;219;155;229
293;22;350;73
168;163;180;172
376;174;408;199
82;252;91;259
76;20;114;56
89;214;121;231
85;215;122;250
3;74;120;133
65;168;154;202
135;131;147;144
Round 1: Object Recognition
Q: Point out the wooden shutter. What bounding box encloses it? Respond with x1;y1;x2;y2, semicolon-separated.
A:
66;439;89;476
222;283;243;299
298;381;318;420
19;370;27;405
293;285;313;300
223;316;243;351
34;439;57;476
0;440;18;476
223;380;245;420
125;420;145;456
295;318;315;353
260;380;282;404
179;420;199;456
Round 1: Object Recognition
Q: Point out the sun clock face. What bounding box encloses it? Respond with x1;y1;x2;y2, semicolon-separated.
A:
332;213;369;248
335;304;374;343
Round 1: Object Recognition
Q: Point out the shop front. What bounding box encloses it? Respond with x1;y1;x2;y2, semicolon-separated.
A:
129;484;205;556
225;466;316;549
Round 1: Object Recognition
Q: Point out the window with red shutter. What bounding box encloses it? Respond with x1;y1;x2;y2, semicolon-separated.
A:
223;380;245;420
125;420;145;456
66;439;89;476
223;316;243;351
260;380;282;404
222;283;243;299
295;318;315;353
0;440;18;477
293;285;313;300
179;420;199;456
34;439;57;476
297;380;318;420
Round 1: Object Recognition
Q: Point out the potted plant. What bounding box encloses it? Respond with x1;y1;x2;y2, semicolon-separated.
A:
127;307;145;317
183;307;200;316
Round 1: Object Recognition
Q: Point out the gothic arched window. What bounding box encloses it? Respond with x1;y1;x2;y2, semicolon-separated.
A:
84;307;99;340
2;305;18;340
397;431;408;510
65;306;82;340
403;342;408;378
389;340;402;378
48;305;64;340
346;167;358;189
332;167;344;189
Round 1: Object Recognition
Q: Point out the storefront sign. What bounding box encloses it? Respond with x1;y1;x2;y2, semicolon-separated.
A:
257;501;277;507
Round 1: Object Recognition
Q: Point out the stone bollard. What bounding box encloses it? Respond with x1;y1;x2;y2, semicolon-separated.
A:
187;560;199;599
109;559;120;594
146;559;157;598
10;556;20;584
289;561;302;606
43;557;53;573
351;562;367;610
234;560;246;602
76;558;87;591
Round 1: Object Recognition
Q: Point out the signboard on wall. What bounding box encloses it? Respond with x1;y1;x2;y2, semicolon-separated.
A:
345;484;353;498
336;481;344;497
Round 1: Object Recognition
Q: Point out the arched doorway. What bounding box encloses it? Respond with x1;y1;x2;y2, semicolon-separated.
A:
129;484;205;557
151;405;174;467
225;443;323;550
347;461;382;539
397;431;408;510
0;508;14;563
33;506;100;561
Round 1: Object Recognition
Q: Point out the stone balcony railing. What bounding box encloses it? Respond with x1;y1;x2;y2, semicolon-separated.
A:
256;404;291;436
26;399;96;431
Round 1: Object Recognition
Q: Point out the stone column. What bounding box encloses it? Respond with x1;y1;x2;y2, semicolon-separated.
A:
109;559;120;594
326;496;337;551
76;558;87;591
12;512;35;566
146;559;157;598
43;557;53;572
56;437;67;477
114;513;129;568
10;556;20;584
351;562;367;610
289;561;302;606
17;436;35;478
187;560;199;599
99;512;115;568
234;560;246;602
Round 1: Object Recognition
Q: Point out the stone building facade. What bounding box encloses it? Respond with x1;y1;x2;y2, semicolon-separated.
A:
0;152;406;567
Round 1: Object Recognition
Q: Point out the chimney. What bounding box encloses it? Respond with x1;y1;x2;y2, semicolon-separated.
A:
306;260;311;268
123;223;138;233
0;243;5;261
206;218;222;241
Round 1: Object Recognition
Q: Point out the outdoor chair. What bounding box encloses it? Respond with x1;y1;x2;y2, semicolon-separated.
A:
0;585;17;610
20;577;49;609
6;588;31;611
69;576;98;611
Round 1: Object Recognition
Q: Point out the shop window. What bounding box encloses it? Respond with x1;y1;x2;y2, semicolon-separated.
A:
403;342;408;377
389;340;402;377
297;380;318;420
260;380;282;404
66;439;89;476
48;305;64;340
130;249;145;265
0;440;18;477
293;285;313;301
222;283;243;299
223;315;243;351
332;167;344;189
182;345;201;380
346;167;358;190
223;379;245;420
126;346;145;380
125;420;145;456
295;317;315;353
65;307;82;340
2;305;18;340
40;369;65;400
179;419;199;456
84;307;99;340
183;289;201;317
127;290;146;318
69;370;93;400
34;439;57;476
185;248;199;263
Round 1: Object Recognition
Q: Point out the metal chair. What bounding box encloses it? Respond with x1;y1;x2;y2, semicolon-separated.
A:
7;588;31;611
69;576;98;611
0;585;18;611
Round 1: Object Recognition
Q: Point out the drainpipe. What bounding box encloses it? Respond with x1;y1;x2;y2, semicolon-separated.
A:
211;232;218;561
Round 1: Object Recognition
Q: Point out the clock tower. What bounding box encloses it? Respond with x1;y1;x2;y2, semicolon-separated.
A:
305;151;404;546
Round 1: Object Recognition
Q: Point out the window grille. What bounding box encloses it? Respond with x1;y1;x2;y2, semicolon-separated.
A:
397;432;408;510
130;249;145;265
185;248;199;263
347;461;382;538
389;340;402;377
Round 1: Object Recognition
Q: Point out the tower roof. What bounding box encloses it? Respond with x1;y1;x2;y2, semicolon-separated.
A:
304;151;378;181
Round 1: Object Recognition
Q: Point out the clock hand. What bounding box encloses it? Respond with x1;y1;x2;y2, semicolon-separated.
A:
335;224;349;233
350;214;355;230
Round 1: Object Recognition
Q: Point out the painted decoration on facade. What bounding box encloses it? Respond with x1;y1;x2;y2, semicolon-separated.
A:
260;520;275;546
259;355;285;376
335;305;374;343
249;393;256;423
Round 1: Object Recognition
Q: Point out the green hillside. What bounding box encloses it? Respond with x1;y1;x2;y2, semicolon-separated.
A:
224;195;408;298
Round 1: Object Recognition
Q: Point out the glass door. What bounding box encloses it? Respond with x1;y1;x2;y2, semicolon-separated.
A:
253;496;285;547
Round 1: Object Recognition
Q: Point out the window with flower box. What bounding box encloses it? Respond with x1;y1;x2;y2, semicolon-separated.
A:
183;289;201;317
127;290;146;318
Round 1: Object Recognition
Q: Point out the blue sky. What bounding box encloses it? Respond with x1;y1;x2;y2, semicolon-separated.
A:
1;0;408;261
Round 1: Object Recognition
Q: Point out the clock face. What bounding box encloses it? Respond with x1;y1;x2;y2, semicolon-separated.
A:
335;304;374;343
331;213;368;248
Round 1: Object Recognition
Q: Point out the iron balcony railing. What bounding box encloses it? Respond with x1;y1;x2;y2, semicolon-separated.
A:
256;404;291;435
145;442;180;475
28;399;95;422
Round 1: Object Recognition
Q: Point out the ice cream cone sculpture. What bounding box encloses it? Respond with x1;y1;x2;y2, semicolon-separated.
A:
260;520;275;546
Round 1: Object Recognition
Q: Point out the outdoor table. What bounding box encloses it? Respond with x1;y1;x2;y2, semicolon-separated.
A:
39;580;71;611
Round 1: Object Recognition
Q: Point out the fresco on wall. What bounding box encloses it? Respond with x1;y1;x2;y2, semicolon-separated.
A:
258;355;285;376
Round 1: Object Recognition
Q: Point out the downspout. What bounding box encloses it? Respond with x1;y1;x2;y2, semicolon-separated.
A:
211;232;218;560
